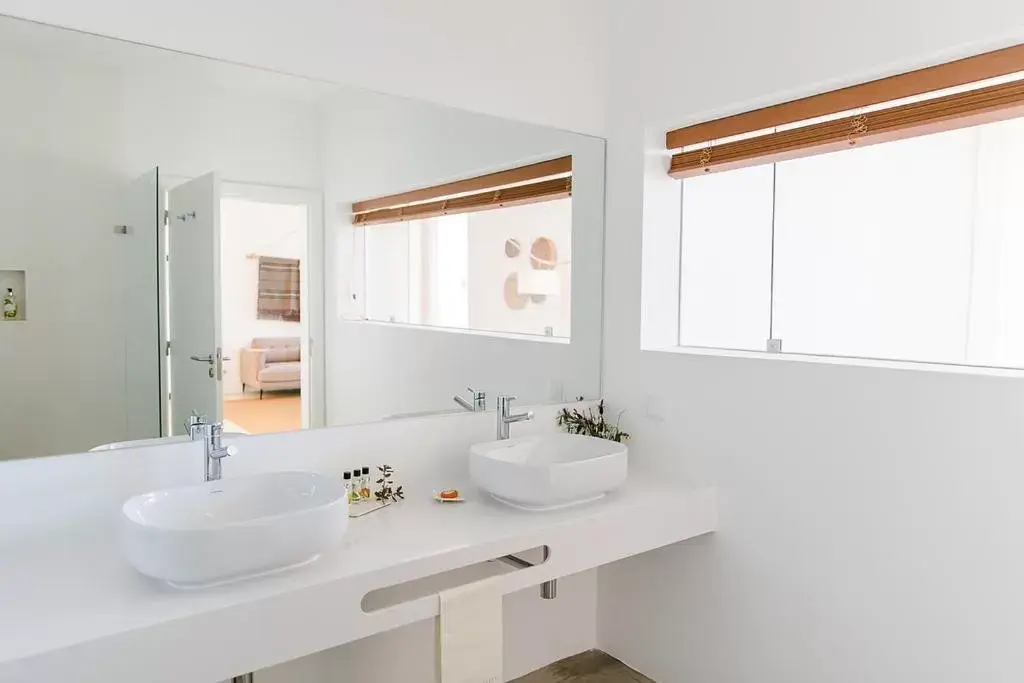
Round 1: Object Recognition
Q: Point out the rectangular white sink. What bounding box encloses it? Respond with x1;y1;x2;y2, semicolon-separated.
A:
470;434;628;510
122;471;348;588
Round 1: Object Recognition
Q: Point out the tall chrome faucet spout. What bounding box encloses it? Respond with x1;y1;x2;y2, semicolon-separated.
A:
496;395;533;440
187;415;237;481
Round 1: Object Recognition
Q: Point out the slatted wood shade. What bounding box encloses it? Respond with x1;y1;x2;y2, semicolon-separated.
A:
666;44;1024;178
352;156;572;226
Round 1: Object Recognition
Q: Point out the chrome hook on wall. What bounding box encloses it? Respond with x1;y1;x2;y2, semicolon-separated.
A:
175;211;197;221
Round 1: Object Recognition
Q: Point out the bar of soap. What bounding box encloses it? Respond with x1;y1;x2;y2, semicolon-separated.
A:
439;489;460;500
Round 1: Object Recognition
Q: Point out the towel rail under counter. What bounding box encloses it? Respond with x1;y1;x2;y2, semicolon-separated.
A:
362;545;554;615
494;548;557;599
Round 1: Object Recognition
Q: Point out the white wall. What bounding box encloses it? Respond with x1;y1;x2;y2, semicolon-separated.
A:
220;198;307;396
0;0;610;137
0;52;129;460
323;90;604;425
0;24;325;459
598;1;1024;682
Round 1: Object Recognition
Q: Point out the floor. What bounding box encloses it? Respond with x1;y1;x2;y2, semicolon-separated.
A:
222;392;301;434
513;651;654;683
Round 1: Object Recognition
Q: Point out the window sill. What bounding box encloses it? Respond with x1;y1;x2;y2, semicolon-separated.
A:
340;317;571;345
645;344;1024;379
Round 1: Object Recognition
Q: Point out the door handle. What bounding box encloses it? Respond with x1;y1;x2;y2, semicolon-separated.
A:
190;354;231;363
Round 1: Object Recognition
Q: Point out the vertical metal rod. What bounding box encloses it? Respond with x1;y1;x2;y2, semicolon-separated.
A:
494;550;558;599
540;546;557;600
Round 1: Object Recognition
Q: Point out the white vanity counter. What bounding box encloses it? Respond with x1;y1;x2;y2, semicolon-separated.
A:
0;469;715;683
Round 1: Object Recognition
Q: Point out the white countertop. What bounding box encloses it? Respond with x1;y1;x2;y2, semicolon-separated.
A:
0;470;716;682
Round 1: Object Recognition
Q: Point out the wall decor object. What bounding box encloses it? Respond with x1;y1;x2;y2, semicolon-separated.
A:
530;237;558;270
504;238;521;258
256;256;301;322
518;269;560;296
503;272;528;310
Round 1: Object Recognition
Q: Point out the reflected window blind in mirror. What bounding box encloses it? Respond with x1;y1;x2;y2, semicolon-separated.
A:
351;156;572;226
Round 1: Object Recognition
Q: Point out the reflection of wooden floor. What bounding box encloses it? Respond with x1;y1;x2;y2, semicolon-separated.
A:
514;651;654;682
223;393;301;434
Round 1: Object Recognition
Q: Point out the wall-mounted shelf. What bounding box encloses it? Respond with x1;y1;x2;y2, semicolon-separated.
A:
0;270;26;321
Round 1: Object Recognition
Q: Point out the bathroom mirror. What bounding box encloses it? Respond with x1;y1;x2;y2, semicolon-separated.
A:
0;15;605;460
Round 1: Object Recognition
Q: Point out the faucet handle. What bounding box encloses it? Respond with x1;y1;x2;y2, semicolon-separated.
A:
468;387;487;410
184;411;207;438
496;395;520;415
212;444;238;460
455;387;487;412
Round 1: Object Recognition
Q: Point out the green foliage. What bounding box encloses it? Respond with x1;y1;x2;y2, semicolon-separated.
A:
556;399;630;443
374;464;405;504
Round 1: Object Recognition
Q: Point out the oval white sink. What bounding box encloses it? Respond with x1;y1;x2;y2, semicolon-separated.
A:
122;471;348;588
470;434;628;510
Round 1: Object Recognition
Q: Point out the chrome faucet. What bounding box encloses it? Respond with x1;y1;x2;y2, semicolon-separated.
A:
454;387;488;412
496;395;533;440
186;414;237;481
185;411;206;441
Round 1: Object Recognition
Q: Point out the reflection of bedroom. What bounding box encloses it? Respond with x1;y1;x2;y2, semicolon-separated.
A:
221;197;307;435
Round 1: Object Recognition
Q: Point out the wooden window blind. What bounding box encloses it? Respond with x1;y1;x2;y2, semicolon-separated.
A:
351;156;572;227
666;44;1024;179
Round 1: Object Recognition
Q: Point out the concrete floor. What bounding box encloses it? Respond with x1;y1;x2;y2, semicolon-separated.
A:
513;650;653;682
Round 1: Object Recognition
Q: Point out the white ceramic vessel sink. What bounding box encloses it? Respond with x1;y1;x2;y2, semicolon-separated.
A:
122;471;348;588
470;434;628;510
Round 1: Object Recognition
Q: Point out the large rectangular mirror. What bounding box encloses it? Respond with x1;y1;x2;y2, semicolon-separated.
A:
0;15;605;460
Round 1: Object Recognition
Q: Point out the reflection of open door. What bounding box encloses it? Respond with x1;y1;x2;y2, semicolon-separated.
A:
121;167;162;440
168;172;222;433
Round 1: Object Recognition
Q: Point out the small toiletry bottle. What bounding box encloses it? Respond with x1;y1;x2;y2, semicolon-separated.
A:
343;471;353;501
2;288;17;320
360;466;371;499
348;470;362;504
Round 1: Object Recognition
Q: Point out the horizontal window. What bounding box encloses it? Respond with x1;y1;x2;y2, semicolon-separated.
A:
355;157;574;340
657;44;1024;371
363;200;573;339
676;116;1024;369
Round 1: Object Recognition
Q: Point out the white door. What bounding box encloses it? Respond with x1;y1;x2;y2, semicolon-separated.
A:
168;172;223;434
120;167;163;440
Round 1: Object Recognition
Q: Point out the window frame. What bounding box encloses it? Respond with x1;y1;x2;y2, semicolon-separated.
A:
659;126;1024;377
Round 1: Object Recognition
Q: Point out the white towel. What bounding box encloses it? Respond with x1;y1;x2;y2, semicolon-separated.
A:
438;576;504;683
